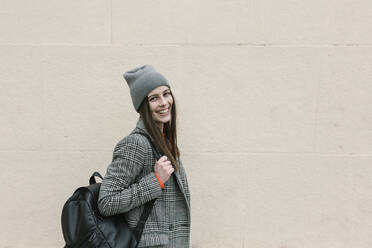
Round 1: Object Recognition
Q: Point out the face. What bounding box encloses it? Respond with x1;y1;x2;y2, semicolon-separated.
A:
147;86;173;128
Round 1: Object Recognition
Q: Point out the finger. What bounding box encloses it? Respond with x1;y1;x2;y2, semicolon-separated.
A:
160;165;171;172
160;161;171;167
158;156;168;162
158;161;170;168
169;167;175;174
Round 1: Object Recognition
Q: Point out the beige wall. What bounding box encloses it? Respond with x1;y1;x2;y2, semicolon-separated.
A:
1;1;372;247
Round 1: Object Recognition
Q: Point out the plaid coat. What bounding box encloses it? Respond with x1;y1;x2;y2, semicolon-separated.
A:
98;117;190;248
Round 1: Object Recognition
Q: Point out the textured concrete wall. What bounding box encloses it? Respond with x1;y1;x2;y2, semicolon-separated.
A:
1;1;372;247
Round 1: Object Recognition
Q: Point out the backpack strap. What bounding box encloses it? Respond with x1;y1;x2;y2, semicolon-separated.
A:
90;132;162;242
89;171;103;185
131;199;156;242
133;131;162;160
131;131;162;242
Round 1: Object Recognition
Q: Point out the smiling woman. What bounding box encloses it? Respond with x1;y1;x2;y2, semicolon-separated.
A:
98;65;190;248
148;86;174;129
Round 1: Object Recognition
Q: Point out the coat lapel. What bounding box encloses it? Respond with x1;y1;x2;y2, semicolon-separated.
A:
174;170;190;209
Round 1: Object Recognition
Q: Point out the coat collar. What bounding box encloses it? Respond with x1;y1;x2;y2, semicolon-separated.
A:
135;116;147;133
134;116;157;143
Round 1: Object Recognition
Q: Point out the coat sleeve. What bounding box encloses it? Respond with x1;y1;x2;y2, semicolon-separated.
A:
98;134;163;216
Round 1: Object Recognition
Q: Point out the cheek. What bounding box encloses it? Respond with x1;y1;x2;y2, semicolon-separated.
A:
149;102;157;113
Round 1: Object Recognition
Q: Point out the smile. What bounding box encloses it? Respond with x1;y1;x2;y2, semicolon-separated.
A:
157;108;170;115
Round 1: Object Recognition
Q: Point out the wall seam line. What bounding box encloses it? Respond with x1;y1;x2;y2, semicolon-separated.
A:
1;43;372;48
110;0;113;45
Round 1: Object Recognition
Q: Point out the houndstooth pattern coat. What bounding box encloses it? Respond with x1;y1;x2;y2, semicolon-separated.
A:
98;117;190;248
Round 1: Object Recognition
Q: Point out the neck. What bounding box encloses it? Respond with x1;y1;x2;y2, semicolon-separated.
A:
156;122;164;133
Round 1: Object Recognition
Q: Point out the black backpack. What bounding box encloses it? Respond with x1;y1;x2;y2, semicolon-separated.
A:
61;133;160;248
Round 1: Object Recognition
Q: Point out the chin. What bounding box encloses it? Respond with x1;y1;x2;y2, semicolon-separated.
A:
154;114;171;123
158;118;170;124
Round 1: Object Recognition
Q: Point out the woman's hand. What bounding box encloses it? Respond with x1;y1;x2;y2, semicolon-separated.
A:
154;156;174;183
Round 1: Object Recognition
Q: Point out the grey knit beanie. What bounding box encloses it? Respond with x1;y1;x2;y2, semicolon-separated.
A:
123;65;171;112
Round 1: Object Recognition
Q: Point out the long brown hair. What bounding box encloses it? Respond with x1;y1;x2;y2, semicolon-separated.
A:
138;91;180;171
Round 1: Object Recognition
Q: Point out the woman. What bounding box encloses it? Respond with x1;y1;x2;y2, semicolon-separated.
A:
98;65;190;248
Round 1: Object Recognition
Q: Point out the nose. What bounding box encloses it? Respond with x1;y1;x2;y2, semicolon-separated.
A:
159;96;167;106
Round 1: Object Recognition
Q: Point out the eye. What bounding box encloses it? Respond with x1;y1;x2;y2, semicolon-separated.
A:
164;92;171;97
149;96;157;102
